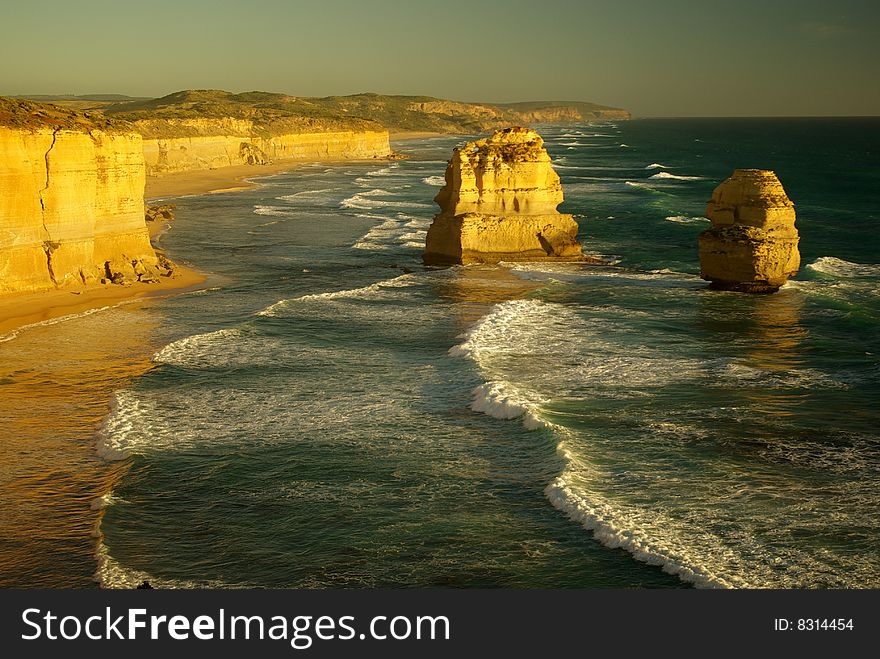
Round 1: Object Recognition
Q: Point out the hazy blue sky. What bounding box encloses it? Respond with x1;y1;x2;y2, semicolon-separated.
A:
2;0;878;116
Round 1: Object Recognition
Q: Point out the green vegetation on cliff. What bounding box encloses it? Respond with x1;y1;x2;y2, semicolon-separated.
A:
0;97;132;133
5;90;631;139
101;90;630;136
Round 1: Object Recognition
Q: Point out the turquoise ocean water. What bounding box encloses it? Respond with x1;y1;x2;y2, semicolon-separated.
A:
7;118;880;588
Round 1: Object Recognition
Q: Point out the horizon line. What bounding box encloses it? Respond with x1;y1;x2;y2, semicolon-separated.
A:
3;91;879;120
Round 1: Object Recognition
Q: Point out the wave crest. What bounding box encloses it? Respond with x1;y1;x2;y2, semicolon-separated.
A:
807;256;880;278
649;172;705;181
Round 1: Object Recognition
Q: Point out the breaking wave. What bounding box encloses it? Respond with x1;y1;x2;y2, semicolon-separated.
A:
665;215;710;224
806;256;880;278
649;172;706;181
258;274;416;317
340;189;432;211
0;305;117;344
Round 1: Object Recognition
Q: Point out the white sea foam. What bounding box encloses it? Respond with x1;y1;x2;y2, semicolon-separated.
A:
449;300;588;430
448;298;755;586
447;293;863;588
422;175;446;186
506;263;701;289
258;274;416;316
0;330;18;343
275;188;339;205
645;163;671;170
152;328;244;368
806;256;880;278
665;215;710;224
96;390;150;461
468;381;549;430
95;537;224;589
340;188;432;211
365;165;399;177
545;469;735;589
90;492;120;511
352;216;404;250
712;361;848;390
351;211;433;250
254;205;296;218
0;304;116;344
649;172;706;181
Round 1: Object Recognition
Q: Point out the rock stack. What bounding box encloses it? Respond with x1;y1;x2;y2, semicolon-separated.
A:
423;127;584;264
698;169;800;293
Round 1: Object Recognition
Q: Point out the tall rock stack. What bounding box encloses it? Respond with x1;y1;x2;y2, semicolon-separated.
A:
423;127;584;264
698;169;800;293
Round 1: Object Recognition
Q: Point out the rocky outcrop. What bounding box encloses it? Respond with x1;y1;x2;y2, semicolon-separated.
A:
145;203;175;224
424;127;584;264
698;169;800;293
0;99;162;294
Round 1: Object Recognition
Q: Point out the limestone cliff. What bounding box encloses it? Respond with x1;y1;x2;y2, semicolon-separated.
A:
136;119;391;176
104;92;393;176
424;127;584;264
0;99;162;294
698;169;800;293
495;101;632;123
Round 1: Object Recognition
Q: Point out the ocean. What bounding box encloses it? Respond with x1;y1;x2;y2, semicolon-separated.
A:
2;118;878;588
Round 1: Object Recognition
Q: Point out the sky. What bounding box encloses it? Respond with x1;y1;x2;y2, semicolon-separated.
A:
1;0;878;117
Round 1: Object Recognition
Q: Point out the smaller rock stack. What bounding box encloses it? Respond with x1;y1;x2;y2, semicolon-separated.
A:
698;169;800;293
423;127;584;265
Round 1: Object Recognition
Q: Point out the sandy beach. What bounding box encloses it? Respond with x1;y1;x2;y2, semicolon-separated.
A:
144;160;306;200
0;268;206;339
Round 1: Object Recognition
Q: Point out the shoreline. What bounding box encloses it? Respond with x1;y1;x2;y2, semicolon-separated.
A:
144;159;308;200
0;204;207;339
3;144;444;339
0;268;207;339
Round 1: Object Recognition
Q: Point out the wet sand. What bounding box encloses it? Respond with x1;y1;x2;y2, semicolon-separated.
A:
145;160;305;200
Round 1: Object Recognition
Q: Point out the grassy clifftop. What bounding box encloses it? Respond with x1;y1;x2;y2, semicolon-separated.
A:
6;90;631;138
0;97;132;133
102;90;630;136
103;90;384;138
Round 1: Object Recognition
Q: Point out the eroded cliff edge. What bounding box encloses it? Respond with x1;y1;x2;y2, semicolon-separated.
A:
0;99;161;294
424;127;584;264
106;92;393;176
